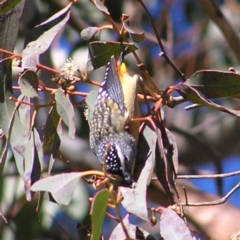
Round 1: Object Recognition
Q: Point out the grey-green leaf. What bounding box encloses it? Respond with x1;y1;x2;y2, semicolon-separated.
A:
93;0;109;15
160;208;192;240
110;215;156;240
55;89;75;139
0;0;25;53
22;3;71;69
18;70;39;98
120;124;157;222
30;172;82;205
81;27;99;41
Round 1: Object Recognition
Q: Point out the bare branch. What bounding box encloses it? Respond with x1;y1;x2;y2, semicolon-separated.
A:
183;181;240;207
178;170;240;179
198;0;240;63
138;0;186;82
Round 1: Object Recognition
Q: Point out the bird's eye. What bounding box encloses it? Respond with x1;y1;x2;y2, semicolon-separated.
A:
123;172;132;183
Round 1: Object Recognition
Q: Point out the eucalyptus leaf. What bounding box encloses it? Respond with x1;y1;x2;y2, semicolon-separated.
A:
90;189;110;240
43;106;60;154
22;2;71;69
23;130;34;201
18;70;39;98
93;0;109;15
110;215;156;240
31;172;82;205
0;0;21;14
120;124;157;222
81;27;99;41
18;95;31;136
122;20;145;43
186;70;240;99
0;0;25;54
33;128;43;172
174;83;240;118
87;41;137;70
160;208;192;240
55;89;75;139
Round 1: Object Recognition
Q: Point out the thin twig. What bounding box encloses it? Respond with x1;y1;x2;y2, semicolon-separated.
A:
109;189;131;240
92;2;160;95
165;5;175;84
197;0;240;63
139;79;152;114
0;48;100;86
183;186;188;206
138;0;186;82
178;170;240;179
106;211;120;222
183;181;240;207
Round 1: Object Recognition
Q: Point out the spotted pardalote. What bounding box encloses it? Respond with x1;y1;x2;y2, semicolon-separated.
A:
88;55;139;186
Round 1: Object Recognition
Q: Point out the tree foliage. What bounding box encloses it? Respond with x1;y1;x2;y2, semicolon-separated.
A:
1;0;240;240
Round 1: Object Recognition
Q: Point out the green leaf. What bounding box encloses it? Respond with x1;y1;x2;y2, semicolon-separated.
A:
18;70;39;98
55;89;75;139
90;189;110;240
87;41;137;70
0;0;21;14
43;106;61;154
30;172;82;205
160;208;192;240
174;83;240;118
186;70;240;99
43;107;60;175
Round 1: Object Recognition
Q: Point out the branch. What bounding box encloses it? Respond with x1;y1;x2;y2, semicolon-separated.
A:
137;0;186;82
183;181;240;207
178;170;240;179
198;0;240;63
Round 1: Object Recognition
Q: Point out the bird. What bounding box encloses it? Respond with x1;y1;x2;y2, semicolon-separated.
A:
89;55;138;186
